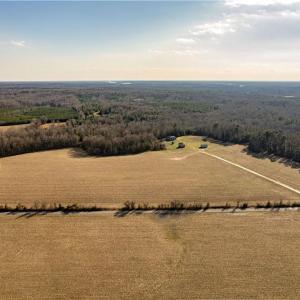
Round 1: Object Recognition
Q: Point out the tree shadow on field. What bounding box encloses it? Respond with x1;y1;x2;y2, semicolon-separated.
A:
114;209;198;218
68;148;91;158
12;210;83;219
243;148;300;173
13;211;52;219
68;148;146;159
204;137;234;147
114;210;135;217
153;210;197;218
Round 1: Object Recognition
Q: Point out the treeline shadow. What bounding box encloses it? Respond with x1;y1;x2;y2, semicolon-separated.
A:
203;137;234;147
68;148;146;159
68;148;93;158
114;209;197;218
113;200;300;218
0;203;110;219
1;200;299;219
244;148;300;172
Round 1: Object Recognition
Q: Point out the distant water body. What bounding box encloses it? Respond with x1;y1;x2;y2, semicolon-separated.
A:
0;80;299;89
0;81;300;98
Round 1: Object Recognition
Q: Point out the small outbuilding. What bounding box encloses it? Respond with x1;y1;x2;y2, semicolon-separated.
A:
177;142;185;149
166;135;176;142
199;144;208;149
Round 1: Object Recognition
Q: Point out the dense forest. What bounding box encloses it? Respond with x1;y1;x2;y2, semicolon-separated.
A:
0;81;300;162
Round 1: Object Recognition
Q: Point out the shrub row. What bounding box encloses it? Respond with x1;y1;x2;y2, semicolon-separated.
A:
0;203;107;213
121;200;300;211
0;200;298;213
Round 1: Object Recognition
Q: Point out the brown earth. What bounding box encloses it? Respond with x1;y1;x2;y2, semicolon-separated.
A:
0;122;65;132
0;136;299;206
0;211;299;299
0;124;29;132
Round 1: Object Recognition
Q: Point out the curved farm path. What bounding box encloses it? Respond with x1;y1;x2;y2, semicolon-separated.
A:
201;151;300;196
169;151;201;161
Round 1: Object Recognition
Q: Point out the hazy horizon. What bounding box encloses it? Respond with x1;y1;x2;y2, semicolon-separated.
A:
1;0;300;81
1;80;300;83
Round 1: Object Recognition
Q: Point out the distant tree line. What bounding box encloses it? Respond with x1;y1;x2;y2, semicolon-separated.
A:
0;121;163;157
248;131;300;161
0;124;78;157
0;85;300;162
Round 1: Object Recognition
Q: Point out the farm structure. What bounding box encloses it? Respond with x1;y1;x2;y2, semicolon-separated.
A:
0;136;300;206
200;144;208;149
166;135;176;142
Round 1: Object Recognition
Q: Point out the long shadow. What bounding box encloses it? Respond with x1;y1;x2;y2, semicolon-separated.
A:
204;137;234;147
14;210;84;219
205;137;300;172
68;148;147;159
61;211;82;215
153;209;198;218
68;148;92;158
114;210;140;217
15;211;52;219
243;148;300;172
114;210;129;217
114;209;199;218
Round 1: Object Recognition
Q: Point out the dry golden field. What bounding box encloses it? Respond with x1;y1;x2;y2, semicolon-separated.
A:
0;211;299;299
208;141;300;193
0;136;299;206
0;122;65;132
0;124;29;132
40;122;66;129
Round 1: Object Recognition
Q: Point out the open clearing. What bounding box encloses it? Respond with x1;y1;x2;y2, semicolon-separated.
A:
0;136;299;206
0;124;29;132
202;151;300;196
0;122;65;132
0;212;299;299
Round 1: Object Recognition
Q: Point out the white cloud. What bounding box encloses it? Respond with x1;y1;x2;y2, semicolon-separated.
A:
176;38;196;45
279;10;300;17
187;0;300;42
189;19;237;36
10;40;26;48
225;0;300;7
164;0;300;74
125;0;300;80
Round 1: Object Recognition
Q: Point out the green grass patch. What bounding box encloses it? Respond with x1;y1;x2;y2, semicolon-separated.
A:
164;136;211;152
0;107;78;125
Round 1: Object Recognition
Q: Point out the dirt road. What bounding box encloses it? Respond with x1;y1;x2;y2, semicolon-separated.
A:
201;151;300;196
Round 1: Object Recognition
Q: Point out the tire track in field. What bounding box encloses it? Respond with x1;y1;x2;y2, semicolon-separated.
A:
169;151;201;161
201;151;300;196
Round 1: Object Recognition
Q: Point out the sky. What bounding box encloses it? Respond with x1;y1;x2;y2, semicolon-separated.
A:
0;0;300;81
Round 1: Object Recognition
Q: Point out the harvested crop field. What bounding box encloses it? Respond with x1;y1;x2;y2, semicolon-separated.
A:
0;122;65;132
0;211;299;299
0;124;29;132
0;136;299;206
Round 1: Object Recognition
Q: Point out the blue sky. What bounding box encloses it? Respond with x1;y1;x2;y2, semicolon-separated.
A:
0;0;300;80
0;2;219;53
